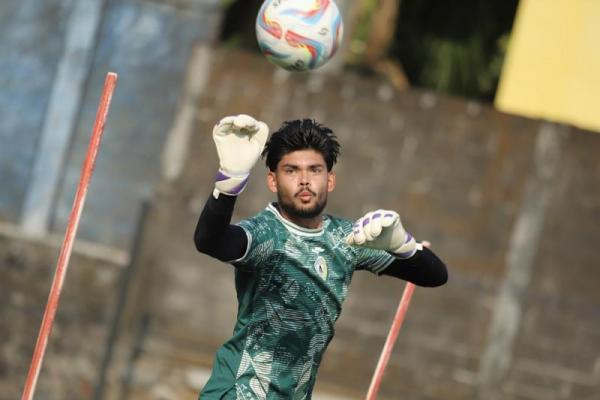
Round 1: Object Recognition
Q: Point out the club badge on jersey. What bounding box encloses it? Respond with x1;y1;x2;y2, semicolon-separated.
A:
314;256;328;280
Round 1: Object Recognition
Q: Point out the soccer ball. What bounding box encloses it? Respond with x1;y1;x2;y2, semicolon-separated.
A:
256;0;344;72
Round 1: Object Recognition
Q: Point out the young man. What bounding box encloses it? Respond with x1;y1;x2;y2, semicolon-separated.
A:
194;114;447;399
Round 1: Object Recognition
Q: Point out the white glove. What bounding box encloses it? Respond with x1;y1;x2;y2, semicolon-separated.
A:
345;210;420;259
212;114;269;197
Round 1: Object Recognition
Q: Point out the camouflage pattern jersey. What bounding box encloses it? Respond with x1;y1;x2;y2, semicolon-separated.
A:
199;203;395;399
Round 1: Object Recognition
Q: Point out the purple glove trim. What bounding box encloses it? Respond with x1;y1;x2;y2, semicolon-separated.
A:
396;249;416;258
229;176;249;195
214;170;250;196
215;170;230;182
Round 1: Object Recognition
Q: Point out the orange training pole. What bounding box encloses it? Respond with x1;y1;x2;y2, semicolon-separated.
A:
21;72;118;400
366;282;416;400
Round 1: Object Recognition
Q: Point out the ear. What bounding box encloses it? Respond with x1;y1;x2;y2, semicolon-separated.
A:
327;171;336;192
267;171;278;193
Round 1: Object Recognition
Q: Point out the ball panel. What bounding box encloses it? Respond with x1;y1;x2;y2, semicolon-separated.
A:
285;30;327;70
257;0;283;39
256;0;344;71
280;0;332;26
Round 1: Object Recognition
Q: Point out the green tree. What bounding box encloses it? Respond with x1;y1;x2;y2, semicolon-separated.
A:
390;0;518;100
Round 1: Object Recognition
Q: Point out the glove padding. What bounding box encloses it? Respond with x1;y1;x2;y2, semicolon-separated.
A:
345;210;420;259
212;114;269;197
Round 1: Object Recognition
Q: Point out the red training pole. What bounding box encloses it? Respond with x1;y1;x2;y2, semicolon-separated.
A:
21;72;118;400
365;282;416;400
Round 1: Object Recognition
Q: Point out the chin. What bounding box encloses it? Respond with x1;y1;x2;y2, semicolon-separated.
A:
298;200;315;210
295;202;326;219
278;193;327;220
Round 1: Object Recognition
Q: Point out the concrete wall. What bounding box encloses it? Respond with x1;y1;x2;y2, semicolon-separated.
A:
0;0;222;248
104;50;600;399
0;0;71;221
0;228;125;399
0;1;222;397
51;0;221;247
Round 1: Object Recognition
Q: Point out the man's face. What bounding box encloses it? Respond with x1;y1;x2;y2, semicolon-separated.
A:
267;149;336;222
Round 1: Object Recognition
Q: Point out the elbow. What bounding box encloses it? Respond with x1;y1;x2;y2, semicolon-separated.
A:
410;263;448;288
418;249;448;287
194;231;228;261
424;264;448;287
193;232;211;254
431;268;448;287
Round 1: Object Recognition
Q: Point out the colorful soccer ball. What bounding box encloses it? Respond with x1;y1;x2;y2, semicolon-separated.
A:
255;0;344;71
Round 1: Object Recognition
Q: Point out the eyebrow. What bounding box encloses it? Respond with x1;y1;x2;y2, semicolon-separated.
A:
281;163;325;169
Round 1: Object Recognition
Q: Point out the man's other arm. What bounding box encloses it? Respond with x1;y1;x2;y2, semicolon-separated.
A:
346;210;448;287
382;247;448;287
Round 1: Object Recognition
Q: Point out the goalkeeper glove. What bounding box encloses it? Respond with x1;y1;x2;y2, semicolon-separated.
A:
212;114;269;197
346;210;420;259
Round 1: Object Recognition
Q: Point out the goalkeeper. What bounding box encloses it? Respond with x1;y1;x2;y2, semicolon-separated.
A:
194;114;448;399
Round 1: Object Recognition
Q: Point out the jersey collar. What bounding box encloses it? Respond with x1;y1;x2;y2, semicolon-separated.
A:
267;203;328;237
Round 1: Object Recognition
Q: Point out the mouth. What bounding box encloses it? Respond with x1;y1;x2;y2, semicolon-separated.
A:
296;190;315;202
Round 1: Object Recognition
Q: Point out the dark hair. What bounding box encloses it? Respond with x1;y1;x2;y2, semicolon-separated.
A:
262;119;340;171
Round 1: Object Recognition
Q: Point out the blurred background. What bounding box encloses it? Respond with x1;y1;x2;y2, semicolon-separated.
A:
1;0;599;399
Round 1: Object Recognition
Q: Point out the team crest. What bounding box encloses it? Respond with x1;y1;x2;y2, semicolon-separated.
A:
314;256;328;280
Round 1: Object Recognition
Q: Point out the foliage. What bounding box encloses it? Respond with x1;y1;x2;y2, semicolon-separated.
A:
390;0;519;101
348;0;380;64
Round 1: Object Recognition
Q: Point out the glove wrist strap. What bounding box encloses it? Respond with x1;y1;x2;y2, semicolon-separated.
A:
391;232;420;259
213;169;250;198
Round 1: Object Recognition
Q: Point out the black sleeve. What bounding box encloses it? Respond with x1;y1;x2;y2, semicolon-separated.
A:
193;193;248;262
381;247;448;287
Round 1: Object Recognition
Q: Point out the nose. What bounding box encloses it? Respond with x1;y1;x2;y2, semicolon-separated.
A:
299;169;310;186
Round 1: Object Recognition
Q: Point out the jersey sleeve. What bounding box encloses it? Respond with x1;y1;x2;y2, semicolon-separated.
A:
354;246;396;275
231;215;275;271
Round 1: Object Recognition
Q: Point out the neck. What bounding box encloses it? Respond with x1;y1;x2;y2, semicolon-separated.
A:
276;204;323;229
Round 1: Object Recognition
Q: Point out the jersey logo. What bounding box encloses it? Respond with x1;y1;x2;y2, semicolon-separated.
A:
314;256;328;280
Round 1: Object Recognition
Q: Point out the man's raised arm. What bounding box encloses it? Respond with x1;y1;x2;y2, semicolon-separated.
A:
193;115;269;262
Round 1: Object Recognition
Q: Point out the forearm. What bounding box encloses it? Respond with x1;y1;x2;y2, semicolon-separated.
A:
382;247;448;287
194;193;247;262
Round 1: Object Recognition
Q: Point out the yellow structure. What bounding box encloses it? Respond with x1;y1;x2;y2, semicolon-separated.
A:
495;0;600;132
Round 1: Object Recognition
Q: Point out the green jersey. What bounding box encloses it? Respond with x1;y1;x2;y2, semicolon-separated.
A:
200;203;395;400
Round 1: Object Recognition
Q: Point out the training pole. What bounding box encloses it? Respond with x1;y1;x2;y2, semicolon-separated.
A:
21;72;118;400
366;282;416;400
